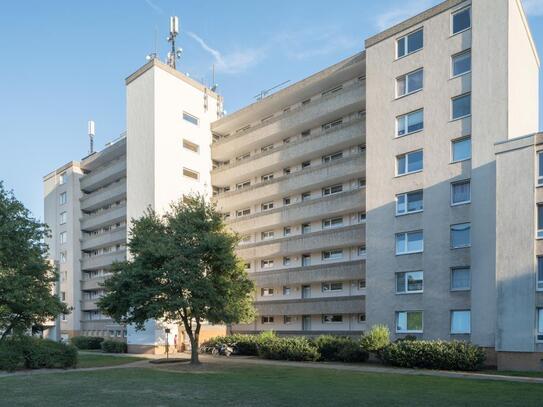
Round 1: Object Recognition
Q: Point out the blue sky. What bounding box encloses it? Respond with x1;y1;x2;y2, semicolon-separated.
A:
0;0;542;219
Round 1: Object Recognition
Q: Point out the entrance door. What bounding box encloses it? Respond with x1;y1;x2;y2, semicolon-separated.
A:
302;315;311;331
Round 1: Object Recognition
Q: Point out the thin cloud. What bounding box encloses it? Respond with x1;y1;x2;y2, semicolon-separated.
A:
375;0;436;31
523;0;543;16
144;0;163;14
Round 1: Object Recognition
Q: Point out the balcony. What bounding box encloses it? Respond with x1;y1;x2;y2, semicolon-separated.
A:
237;223;365;260
81;227;126;251
80;205;126;232
255;295;365;315
80;182;126;212
212;117;365;186
81;250;126;271
250;260;365;287
80;159;127;193
228;189;365;234
216;154;365;211
212;81;365;161
81;299;99;311
81;276;108;291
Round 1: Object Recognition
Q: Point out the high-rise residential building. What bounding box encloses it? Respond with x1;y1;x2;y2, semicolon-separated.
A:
44;0;543;370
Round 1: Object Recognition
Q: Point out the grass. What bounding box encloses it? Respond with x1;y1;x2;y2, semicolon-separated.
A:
76;353;145;368
482;369;543;378
2;362;543;406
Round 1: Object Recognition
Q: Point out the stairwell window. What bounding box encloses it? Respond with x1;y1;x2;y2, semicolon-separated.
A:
397;109;424;137
397;28;423;58
452;93;471;120
396;271;423;294
451;180;471;205
396;231;423;255
182;111;199;126
396;311;423;333
183;168;199;180
183;139;199;153
59;192;67;205
396;150;423;175
59;232;67;244
59;212;67;225
396;69;423;97
396;190;423;215
452;6;471;35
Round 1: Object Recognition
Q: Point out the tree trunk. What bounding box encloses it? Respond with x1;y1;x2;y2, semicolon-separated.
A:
181;316;200;364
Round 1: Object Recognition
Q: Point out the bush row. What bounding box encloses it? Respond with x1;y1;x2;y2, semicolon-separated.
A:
70;336;104;350
101;340;127;353
0;336;78;372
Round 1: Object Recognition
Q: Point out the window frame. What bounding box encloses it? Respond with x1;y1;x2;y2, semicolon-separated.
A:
182;167;199;180
396;150;423;176
538;151;543;186
396;68;424;98
450;310;471;334
451;93;472;121
396;310;423;333
395;230;424;255
451;49;472;78
59;192;67;205
451;6;471;36
396;109;424;137
322;184;343;196
451;267;471;291
261;259;274;269
538;204;543;239
322;217;343;229
450;222;472;249
322;249;343;261
396;271;424;294
182;139;200;153
261;201;274;211
322;282;344;292
182;111;199;126
537;308;543;342
451;136;472;163
396;190;424;216
396;28;424;59
261;316;274;324
261;230;274;240
322;314;343;324
451;179;471;206
59;211;67;225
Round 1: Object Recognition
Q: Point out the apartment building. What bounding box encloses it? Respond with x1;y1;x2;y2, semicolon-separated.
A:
211;53;367;335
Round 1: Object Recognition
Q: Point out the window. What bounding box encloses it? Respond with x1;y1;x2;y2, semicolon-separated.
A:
452;50;471;77
236;153;250;161
261;231;274;240
323;184;343;196
261;260;274;269
301;161;311;169
397;29;423;58
451;310;471;334
322;250;343;260
322;315;343;323
538;204;543;238
244;263;251;270
358;246;367;256
538;309;543;341
236;180;251;190
396;271;423;294
359;280;366;289
284;315;292;324
322;85;343;97
261;316;274;324
452;7;471;35
396;69;423;97
452;93;471;120
301;192;311;202
59;212;67;225
396;311;423;333
283;226;292;236
302;98;311;106
538;152;543;186
283;167;291;175
183;168;199;180
261;144;274;152
59;232;67;244
302;223;311;234
261;173;274;182
59;192;67;205
397;150;423;175
60;251;67;263
283;257;291;266
396;190;423;215
396;231;423;255
261;202;274;211
322;217;343;229
261;288;274;296
322;282;343;292
301;129;311;137
59;173;67;185
283;137;291;144
451;223;471;248
283;197;291;205
322;152;343;163
183;111;199;125
451;180;471;205
302;254;311;267
397;110;423;136
452;137;471;162
359;212;366;222
322;119;343;131
60;291;66;301
451;267;471;291
359;313;366;322
358;179;366;188
236;208;251;217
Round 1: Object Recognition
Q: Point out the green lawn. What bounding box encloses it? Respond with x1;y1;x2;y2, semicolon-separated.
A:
2;363;543;406
77;353;145;368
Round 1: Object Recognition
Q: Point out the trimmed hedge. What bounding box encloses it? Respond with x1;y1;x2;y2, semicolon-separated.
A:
258;336;320;362
101;340;127;353
70;336;104;350
202;334;259;356
380;340;485;371
0;336;78;372
314;335;368;362
360;325;390;354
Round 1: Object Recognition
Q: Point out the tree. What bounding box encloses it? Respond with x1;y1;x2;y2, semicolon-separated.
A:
0;182;68;340
98;195;255;364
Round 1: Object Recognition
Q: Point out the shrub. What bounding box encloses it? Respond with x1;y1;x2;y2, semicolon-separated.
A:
202;334;259;356
380;340;485;371
101;340;127;353
0;336;77;372
360;325;390;354
70;336;104;350
258;336;320;362
314;335;368;363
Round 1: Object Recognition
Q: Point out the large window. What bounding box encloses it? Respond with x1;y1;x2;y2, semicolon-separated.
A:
451;223;471;248
452;137;471;162
452;93;471;120
452;7;471;35
396;271;423;294
451;310;471;334
538;204;543;238
451;267;471;291
396;231;423;255
452;50;471;77
182;111;199;126
397;69;423;97
451;180;471;205
397;109;424;137
396;190;423;215
397;150;423;175
397;29;423;58
396;311;423;333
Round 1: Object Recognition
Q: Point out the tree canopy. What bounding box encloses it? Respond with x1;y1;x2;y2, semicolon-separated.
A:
98;195;255;363
0;182;68;340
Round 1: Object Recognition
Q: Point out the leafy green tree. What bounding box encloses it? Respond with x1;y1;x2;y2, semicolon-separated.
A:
0;182;68;340
98;195;255;364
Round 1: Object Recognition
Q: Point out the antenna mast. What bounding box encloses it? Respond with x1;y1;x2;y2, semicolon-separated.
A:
87;120;95;155
167;16;182;69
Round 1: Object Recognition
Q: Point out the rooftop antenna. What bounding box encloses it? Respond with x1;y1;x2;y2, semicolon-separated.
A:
211;64;218;92
254;80;291;101
167;16;182;69
87;120;95;155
